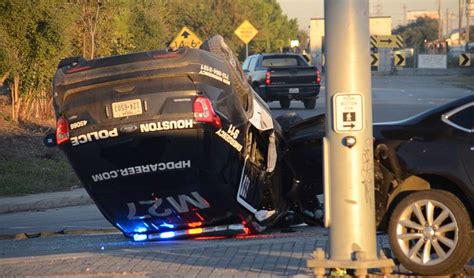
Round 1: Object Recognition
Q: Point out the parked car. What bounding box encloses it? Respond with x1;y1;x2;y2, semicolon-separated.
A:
45;35;319;241
242;53;321;109
284;94;474;275
373;95;473;275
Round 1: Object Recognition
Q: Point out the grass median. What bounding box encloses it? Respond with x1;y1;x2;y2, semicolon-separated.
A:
0;154;79;196
0;107;80;197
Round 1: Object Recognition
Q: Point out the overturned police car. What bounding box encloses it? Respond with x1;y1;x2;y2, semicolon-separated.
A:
46;36;320;241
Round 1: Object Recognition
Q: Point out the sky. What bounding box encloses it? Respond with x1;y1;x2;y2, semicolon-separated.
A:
277;0;463;33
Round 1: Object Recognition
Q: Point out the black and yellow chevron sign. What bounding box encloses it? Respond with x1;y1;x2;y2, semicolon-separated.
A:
394;53;406;67
371;53;379;67
370;35;404;49
459;53;471;66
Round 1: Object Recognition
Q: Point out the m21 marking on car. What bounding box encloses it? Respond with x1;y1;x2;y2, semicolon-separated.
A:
70;128;118;146
215;127;243;152
69;120;88;130
91;160;191;182
140;119;193;133
126;191;210;219
199;64;230;85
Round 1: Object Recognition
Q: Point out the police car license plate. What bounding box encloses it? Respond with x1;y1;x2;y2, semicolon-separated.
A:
112;99;143;118
289;88;299;94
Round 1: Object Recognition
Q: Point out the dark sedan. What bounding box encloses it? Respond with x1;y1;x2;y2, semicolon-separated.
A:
284;94;473;275
373;94;473;275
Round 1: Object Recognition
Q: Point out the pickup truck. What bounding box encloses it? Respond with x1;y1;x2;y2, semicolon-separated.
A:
242;53;321;109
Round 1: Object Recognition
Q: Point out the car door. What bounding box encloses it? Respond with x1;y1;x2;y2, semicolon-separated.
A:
442;102;474;184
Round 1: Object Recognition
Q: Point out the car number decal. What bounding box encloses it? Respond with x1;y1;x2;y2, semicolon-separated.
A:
69;120;88;130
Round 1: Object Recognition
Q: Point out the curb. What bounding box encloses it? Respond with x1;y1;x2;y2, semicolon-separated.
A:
0;188;93;214
0;228;119;241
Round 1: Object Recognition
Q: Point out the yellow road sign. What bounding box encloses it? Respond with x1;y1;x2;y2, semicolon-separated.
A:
459;53;471;66
370;35;404;48
371;53;379;67
394;53;406;67
170;27;202;49
234;20;258;44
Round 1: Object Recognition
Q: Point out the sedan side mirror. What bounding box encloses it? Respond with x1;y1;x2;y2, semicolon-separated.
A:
43;133;57;147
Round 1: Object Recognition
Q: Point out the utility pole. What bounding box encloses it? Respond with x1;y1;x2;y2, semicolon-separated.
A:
403;4;407;26
307;0;394;275
438;0;442;41
467;0;471;43
460;0;464;44
446;9;449;35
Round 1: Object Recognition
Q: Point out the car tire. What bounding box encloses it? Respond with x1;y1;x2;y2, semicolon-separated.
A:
303;98;316;109
200;35;253;114
279;99;290;109
387;190;472;276
57;56;86;69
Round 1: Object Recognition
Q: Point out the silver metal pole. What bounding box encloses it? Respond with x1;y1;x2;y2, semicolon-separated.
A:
460;0;464;45
246;43;249;58
324;0;377;261
438;0;442;41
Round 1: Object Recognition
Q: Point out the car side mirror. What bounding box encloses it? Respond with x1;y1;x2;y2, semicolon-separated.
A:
43;133;57;147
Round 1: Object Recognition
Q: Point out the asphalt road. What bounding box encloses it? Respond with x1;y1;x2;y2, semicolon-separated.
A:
0;75;472;276
0;204;111;236
269;75;473;121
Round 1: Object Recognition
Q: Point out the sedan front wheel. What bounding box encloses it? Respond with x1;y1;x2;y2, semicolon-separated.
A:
388;190;472;276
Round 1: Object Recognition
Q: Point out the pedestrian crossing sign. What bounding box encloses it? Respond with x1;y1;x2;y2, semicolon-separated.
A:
333;94;363;133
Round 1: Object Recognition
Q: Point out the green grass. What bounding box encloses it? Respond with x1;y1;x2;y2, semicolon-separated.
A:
0;155;80;196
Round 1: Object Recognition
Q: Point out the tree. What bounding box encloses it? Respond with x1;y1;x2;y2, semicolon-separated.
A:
297;29;309;50
73;0;132;58
0;0;74;121
128;0;172;51
0;0;300;123
393;16;439;49
77;0;101;59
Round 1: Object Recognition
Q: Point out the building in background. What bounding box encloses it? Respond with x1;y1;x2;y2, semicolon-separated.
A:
309;16;392;65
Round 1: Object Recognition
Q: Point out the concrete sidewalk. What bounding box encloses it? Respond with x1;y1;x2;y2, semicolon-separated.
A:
0;188;92;214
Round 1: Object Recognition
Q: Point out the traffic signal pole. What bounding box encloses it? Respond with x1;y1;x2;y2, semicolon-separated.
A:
307;1;393;276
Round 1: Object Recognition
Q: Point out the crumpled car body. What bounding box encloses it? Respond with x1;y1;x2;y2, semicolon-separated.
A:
48;36;318;241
